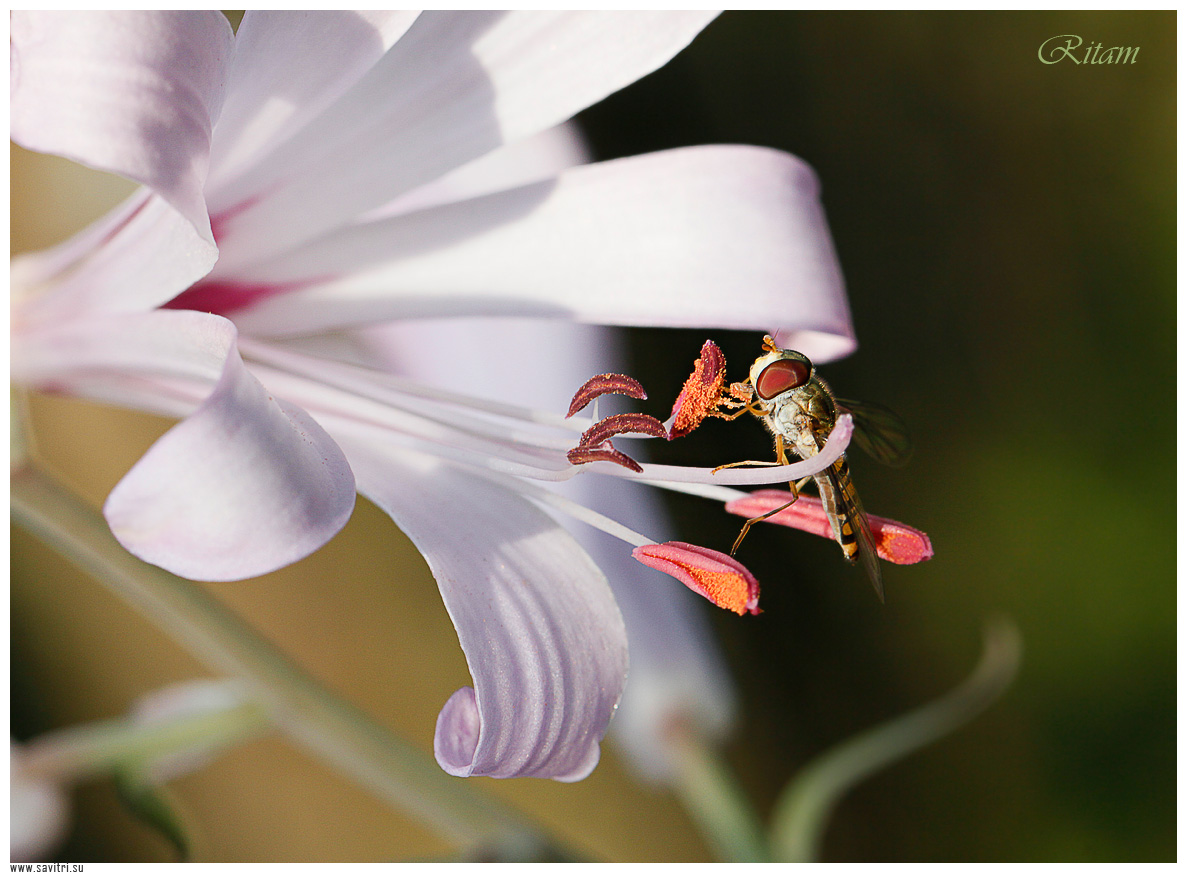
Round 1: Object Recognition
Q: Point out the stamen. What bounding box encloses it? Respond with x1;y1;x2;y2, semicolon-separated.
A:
632;541;761;615
453;460;656;549
247;358;577;461
576;413;668;447
668;339;729;439
567;444;644;473
240;338;584;434
566;413;666;473
724;490;934;564
566;373;648;418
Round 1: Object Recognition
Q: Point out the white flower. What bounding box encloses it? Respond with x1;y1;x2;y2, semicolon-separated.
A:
11;11;855;781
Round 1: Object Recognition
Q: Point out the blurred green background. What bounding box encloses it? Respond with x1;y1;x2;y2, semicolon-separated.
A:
12;11;1175;862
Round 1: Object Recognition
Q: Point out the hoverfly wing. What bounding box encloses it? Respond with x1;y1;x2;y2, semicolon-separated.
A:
852;498;884;602
822;459;885;602
837;398;913;468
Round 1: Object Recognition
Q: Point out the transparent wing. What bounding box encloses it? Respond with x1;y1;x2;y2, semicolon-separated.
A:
852;498;885;602
822;463;885;602
837;398;913;468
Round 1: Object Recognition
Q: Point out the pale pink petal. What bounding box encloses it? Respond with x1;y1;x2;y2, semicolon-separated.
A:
371;122;592;218
10;11;233;242
342;440;627;781
107;404;354;581
207;11;717;274
356;318;735;783
368;318;738;782
13;191;219;323
227;146;856;363
206;11;420;197
11;190;151;293
14;309;228;413
16;309;356;581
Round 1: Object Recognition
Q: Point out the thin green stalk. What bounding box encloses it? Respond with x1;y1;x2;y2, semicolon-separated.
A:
669;728;770;862
769;618;1022;862
21;698;270;783
11;466;553;859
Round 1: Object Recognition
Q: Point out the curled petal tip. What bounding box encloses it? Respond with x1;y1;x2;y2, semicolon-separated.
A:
668;340;729;439
434;686;482;777
567;373;648;418
632;541;760;615
724;490;933;564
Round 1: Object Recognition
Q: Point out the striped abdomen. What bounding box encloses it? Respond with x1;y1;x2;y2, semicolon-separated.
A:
815;456;861;563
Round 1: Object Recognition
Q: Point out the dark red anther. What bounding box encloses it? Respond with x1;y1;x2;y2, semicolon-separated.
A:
566;444;644;473
566;373;649;418
577;412;668;448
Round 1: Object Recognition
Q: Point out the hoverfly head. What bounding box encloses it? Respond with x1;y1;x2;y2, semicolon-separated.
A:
750;347;814;401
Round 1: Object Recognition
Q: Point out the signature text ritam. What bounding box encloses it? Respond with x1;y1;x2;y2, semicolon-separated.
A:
1038;34;1139;65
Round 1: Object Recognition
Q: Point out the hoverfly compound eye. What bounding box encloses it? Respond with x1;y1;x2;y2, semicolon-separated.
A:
754;357;811;400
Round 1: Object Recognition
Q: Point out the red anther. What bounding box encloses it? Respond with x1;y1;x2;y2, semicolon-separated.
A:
577;412;668;448
632;540;761;615
668;340;729;440
566;373;648;418
724;490;934;564
566;444;644;473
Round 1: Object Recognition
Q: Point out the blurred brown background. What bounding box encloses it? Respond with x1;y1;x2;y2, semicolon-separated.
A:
12;11;1175;861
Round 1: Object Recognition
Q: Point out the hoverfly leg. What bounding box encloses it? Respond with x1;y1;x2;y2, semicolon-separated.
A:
730;482;800;555
712;458;782;473
715;401;764;421
723;432;807;554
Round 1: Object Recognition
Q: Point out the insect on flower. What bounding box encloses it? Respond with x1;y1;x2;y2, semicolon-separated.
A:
711;335;913;601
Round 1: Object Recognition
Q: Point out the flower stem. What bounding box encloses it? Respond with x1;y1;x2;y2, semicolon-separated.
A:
668;727;770;862
22;698;271;784
768;618;1022;862
11;466;555;860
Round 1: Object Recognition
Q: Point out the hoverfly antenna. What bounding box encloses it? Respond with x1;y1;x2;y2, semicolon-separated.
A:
762;334;780;353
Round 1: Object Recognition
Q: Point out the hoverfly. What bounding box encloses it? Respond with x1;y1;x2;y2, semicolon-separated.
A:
721;335;912;600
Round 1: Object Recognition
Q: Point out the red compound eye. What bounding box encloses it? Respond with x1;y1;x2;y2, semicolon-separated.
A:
754;358;810;399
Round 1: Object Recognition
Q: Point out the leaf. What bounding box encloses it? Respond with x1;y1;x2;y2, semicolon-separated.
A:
112;766;195;861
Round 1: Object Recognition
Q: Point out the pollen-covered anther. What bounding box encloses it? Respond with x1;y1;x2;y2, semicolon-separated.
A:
724;490;934;564
668;339;730;440
577;412;668;448
567;444;643;473
632;541;761;615
566;373;648;418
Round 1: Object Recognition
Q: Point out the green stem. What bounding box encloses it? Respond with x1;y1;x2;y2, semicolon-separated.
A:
669;728;770;862
11;466;552;859
769;618;1022;862
21;697;270;783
